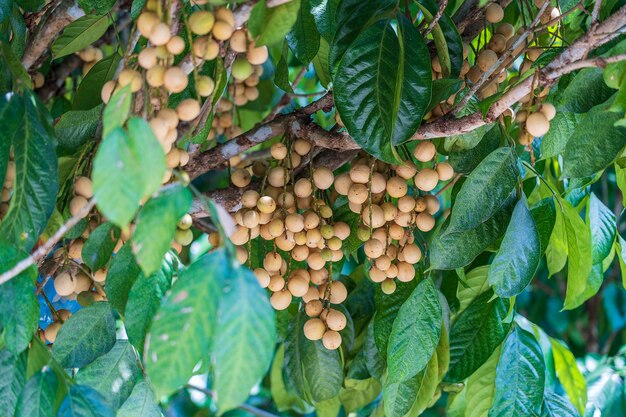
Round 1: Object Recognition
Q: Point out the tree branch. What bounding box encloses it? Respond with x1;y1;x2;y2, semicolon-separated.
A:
424;0;449;38
0;199;96;286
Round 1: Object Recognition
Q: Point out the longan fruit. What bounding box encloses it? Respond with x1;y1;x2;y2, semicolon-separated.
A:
165;36;185;55
175;228;194;246
402;243;422;264
413;141;436;162
333;222;350;240
326;309;347;331
365;238;384;259
193;37;219;60
386;176;408;198
322;330;342;349
267;167;286;188
54;272;76;296
307;252;325;271
215;7;235;25
540;103;556;121
496;22;515;39
264;252;282;272
347;184;368;205
288;276;309;297
305;299;323;317
253;268;270;288
466;66;482;84
486;3;504;23
304;318;326;341
397;262;416;282
415;169;439;191
118;69;143;93
241;190;260;209
291;245;309;262
375;255;392;271
270;290;292;310
294;139;311;156
284;213;304;233
381;278;397;294
44;322;62;343
146;65;165;87
164;67;188;93
313;167;334;190
268;275;285;292
138;47;158;69
415;212;436;232
398;196;416;213
369;266;386;283
335;173;354;196
396;162;417;179
74;176;93;199
101;80;117;104
370;172;387;194
488;34;507;53
424;195;440;214
69;196;89;218
361;204;385;228
177;213;193;230
247;44;269;65
149;22;171;46
176;99;201;121
230;29;248;53
189;10;215;35
270;142;288;160
477;49;498;72
294;178;312;198
93;268;107;283
213;20;234;40
526;112;550;137
196;75;215;97
232;57;252;80
230;168;251;188
137;12;160;37
349;164;370;184
436;162;455;182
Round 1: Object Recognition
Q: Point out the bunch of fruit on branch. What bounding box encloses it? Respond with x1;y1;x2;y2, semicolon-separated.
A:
0;150;14;220
224;135;454;349
426;1;559;146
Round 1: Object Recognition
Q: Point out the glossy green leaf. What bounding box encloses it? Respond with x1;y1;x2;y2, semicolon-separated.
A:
124;270;169;355
456;265;490;315
587;193;616;264
15;368;59;417
78;0;116;14
383;353;439;417
57;385;115;417
373;280;417;357
446;291;511;382
560;198;593;310
0;93;58;250
430;194;516;270
105;242;142;314
0;349;27;416
117;381;162;417
52;14;111;58
248;0;301;46
334;16;431;162
448;147;518;233
286;0;320;64
465;346;501;417
530;197;557;255
312;37;331;87
489;327;545;417
310;0;339;41
52;302;117;368
540;112;582;159
212;263;276;412
488;199;541;297
82;222;120;271
417;0;463;78
92;118;166;228
270;345;313;414
387;279;442;383
55;105;102;153
132;185;192;276
545;208;568;276
550;338;586;415
584;368;624;416
617;235;626;289
555;68;614;113
328;0;396;68
562;106;626;178
541;391;579;417
102;86;131;137
339;378;382;414
74;340;140;409
448;124;500;174
73;54;121;110
145;249;227;398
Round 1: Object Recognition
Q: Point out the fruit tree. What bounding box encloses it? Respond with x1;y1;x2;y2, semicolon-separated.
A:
1;0;626;415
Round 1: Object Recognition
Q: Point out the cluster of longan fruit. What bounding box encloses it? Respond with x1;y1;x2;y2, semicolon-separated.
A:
0;150;14;220
516;102;556;145
78;45;104;75
340;143;449;294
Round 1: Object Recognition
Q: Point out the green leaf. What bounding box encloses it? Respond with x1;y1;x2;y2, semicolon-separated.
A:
373;280;417;357
417;0;463;78
383;353;439;417
465;346;501;417
270;345;313;414
286;0;320;64
312;37;331;88
0;95;11;187
555;68;614;113
587;193;616;264
334;16;431;162
55;105;102;153
73;54;121;110
339;378;382;414
545;208;568;276
248;0;301;46
583;368;623;416
212;263;276;412
310;0;339;41
456;265;490;315
0;348;27;416
541;391;579;417
328;0;396;69
57;385;115;417
0;93;58;251
284;309;343;402
117;381;162;417
52;14;111;58
78;0;116;14
14;368;60;417
488;199;541;297
93;118;166;228
446;291;511;382
105;242;142;314
132;185;192;276
530;197;557;256
430;194;516;270
539;112;582;159
447;147;518;233
74;340;140;409
562;106;626;178
617;235;626;289
448;124;500;174
82;222;120;271
102;85;132;137
387;279;441;383
124;270;169;354
52;302;117;368
273;42;293;93
145;249;227;398
549;338;586;416
488;327;545;417
560;198;593;310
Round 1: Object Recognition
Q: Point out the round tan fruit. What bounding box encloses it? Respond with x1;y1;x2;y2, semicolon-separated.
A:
540;103;556;121
74;176;93;198
212;20;234;40
189;10;215;35
313;167;334;190
486;3;504;23
164;67;188;93
176;99;201;121
415;169;439;191
381;278;397;294
45;321;62;343
322;330;342;349
304;318;326;341
247;44;269;65
270;290;292;310
526;112;550;137
306;300;323;317
436;162;455;181
54;272;76;296
413;141;436;162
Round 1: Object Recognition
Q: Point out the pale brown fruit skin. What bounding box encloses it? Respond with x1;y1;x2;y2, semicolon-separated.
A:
176;99;201;121
313;167;334;190
164;67;188;93
149;22;172;46
54;271;76;296
212;20;234;41
477;49;498;72
74;176;93;198
526;112;550;137
69;196;89;218
386;176;408;198
137;12;160;37
101;80;117;104
45;321;62;343
329;281;347;304
322;330;342;350
189;10;215;35
270;290;292;310
414;169;439;192
247;44;269;65
288;276;309;297
540;103;556;121
486;3;504;23
436;162;455;182
413;141;436;162
305;299;323;317
325;309;347;331
304;318;326;341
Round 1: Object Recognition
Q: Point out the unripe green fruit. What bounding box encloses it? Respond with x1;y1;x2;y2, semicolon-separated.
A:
178;213;193;230
175;228;193;246
381;278;397;294
232;57;253;81
189;10;215;35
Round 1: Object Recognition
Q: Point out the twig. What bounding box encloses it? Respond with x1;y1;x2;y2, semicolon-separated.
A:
546;53;626;78
0;199;96;286
592;0;603;24
424;0;449;38
185;384;279;417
